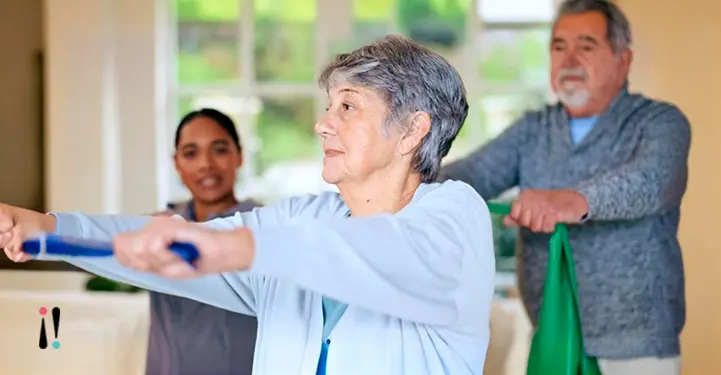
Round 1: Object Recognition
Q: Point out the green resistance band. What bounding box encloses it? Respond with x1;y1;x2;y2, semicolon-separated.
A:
486;202;601;375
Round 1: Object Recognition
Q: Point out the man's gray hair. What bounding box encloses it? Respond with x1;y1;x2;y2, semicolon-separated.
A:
555;0;632;53
318;34;469;182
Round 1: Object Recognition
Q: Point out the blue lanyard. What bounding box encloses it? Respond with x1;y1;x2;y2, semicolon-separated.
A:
315;298;348;375
315;339;330;375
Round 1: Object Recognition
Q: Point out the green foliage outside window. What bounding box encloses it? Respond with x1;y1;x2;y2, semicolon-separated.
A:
398;0;469;48
172;0;550;272
176;0;239;21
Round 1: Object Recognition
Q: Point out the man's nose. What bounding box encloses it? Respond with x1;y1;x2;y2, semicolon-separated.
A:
562;51;581;68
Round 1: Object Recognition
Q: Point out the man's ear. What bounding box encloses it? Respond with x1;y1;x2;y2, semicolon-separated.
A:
399;111;431;155
619;48;633;75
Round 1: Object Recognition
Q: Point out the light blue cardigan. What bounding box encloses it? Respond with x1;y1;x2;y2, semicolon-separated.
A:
43;181;495;375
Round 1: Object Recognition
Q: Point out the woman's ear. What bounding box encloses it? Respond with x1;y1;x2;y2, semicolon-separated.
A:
399;111;431;155
236;150;244;168
172;153;181;172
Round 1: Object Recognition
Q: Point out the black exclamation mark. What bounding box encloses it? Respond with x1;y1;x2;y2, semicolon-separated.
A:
52;307;61;349
38;306;48;349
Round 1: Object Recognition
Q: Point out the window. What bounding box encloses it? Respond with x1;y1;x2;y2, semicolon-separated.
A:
168;0;556;273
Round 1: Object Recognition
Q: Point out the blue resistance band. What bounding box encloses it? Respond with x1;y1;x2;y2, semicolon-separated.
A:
22;233;200;265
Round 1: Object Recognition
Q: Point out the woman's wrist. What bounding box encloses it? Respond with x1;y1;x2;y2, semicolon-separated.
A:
224;227;256;272
13;206;57;235
41;212;57;233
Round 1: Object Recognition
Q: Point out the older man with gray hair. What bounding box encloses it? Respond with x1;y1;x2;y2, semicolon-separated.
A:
439;0;689;374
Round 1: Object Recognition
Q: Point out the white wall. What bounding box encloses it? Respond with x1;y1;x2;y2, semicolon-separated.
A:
43;0;171;214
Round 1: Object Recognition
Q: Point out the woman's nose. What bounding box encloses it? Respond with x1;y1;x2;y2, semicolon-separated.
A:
197;151;214;170
314;115;337;137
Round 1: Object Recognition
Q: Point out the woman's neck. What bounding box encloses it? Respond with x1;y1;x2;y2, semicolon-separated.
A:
193;195;238;222
337;172;422;217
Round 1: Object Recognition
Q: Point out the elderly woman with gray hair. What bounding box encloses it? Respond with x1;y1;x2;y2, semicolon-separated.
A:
2;35;495;375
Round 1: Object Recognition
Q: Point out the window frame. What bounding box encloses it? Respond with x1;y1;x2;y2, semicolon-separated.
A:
166;0;557;203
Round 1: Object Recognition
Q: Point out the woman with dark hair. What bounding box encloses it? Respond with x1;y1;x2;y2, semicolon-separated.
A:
163;108;260;221
149;108;261;375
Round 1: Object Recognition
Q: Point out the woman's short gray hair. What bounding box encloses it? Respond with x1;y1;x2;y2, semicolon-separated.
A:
318;35;469;182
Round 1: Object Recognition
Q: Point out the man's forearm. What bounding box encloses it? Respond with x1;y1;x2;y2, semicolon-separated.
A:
574;105;690;221
575;166;687;221
573;147;688;221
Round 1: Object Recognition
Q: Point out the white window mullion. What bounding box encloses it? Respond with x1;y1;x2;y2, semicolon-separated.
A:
483;21;551;30
238;0;258;183
239;0;254;90
175;83;319;98
314;0;354;119
314;0;353;141
314;0;329;124
157;0;176;210
467;0;487;144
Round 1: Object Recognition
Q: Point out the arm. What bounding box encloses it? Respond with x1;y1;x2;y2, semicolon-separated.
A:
46;212;258;315
574;105;691;221
245;181;492;326
437;113;535;199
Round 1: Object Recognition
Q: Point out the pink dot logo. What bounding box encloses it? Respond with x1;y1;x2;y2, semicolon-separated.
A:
39;307;47;316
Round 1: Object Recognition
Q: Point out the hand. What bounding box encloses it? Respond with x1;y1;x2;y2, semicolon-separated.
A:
503;189;589;233
0;204;56;262
112;217;255;278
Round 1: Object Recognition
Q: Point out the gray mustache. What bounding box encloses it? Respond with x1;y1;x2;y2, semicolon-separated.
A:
559;68;586;80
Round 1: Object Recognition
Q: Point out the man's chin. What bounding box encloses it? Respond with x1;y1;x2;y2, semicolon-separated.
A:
555;91;590;109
